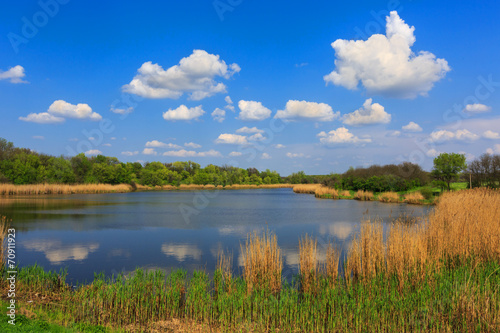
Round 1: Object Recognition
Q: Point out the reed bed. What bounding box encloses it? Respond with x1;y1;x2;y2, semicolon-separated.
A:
241;230;282;295
299;234;318;293
0;216;8;266
292;184;322;194
4;189;500;332
339;190;352;197
0;183;132;195
354;190;374;201
404;191;425;204
378;191;400;203
314;186;339;199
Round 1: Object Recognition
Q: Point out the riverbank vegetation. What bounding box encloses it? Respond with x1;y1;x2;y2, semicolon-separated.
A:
1;188;499;332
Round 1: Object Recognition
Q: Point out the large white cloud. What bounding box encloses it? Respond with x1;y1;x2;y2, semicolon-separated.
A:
0;65;27;84
318;127;372;145
324;11;450;99
275;100;339;121
20;100;101;123
237;100;272;121
402;121;423;132
162;105;205;121
429;129;479;143
123;50;240;100
215;133;248;145
463;103;491;113
342;99;391;125
48;100;102;121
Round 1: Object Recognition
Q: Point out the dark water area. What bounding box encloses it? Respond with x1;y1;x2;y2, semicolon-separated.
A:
0;189;431;284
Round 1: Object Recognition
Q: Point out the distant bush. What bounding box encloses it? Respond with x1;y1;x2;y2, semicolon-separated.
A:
419;187;433;200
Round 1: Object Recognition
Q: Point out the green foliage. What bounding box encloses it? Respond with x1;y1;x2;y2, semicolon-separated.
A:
431;153;467;191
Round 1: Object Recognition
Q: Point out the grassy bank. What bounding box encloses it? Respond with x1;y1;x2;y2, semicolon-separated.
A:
1;188;499;332
293;184;438;205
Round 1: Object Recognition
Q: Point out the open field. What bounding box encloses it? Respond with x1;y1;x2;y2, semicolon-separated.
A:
1;188;499;332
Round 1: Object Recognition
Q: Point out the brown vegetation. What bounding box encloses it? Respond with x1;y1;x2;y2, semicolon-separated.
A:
299;234;318;293
378;191;400;203
403;191;425;204
292;184;322;194
0;183;132;195
314;186;339;198
241;230;282;295
354;190;374;201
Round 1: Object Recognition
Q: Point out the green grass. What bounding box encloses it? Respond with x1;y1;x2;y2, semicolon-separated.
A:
4;260;499;332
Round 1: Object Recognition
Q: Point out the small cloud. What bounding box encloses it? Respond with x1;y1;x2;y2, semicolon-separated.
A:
235;126;264;134
248;133;266;141
463;103;491;113
318;127;371;145
295;62;308;68
342;99;391;126
85;149;102;156
19;112;65;124
387;130;401;137
211;108;225;122
102;143;112;147
275;100;339;122
286;152;305;158
237;100;272;121
274;144;286;149
229;151;242;157
426;149;441;157
145;140;182;149
486;144;500;154
225;96;233;104
402;121;423;132
122;151;139;156
0;65;28;84
111;106;134;115
215;133;248;145
184;142;202;148
142;148;157;155
48;100;102;121
483;130;500;140
429;129;479;143
163;149;221;157
261;153;271;159
163;105;205;121
32;136;45;140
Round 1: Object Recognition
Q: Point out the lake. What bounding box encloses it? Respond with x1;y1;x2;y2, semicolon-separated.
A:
0;188;431;284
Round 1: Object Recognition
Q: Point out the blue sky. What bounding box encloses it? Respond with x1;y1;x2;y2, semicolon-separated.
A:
1;0;499;175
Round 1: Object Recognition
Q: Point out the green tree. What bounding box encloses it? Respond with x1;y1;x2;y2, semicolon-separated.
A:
431;153;467;191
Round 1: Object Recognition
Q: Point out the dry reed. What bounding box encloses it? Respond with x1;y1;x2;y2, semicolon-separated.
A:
325;242;340;287
299;234;318;293
0;183;132;196
378;191;400;203
216;250;233;293
403;191;425;204
241;230;282;294
292;184;322;194
354;190;374;201
340;190;351;197
0;216;8;266
314;186;339;199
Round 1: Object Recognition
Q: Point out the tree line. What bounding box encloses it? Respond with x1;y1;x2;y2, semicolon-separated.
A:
0;138;283;186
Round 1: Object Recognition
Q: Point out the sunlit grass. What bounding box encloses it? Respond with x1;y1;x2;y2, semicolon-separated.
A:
0;183;132;195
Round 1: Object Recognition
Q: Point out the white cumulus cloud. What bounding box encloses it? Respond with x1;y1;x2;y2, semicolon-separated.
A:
184;142;202;148
122;50;240;100
261;153;271;159
0;65;28;83
429;129;479;143
163;149;221;157
48;100;102;121
122;151;139;156
248;133;266;141
110;106;134;115
145;140;182;149
402;121;423;132
236;126;264;134
211;108;225;122
142;148;157;155
237;100;272;121
85;149;102;156
483;130;500;140
229;151;242;157
324;11;450;99
19;112;65;124
215;133;248;145
274;144;286;149
463;103;491;113
162;105;205;121
318;127;372;145
286;152;305;158
275;100;339;121
342;99;391;125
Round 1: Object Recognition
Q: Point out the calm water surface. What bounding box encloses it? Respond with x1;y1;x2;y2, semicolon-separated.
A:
0;189;431;284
